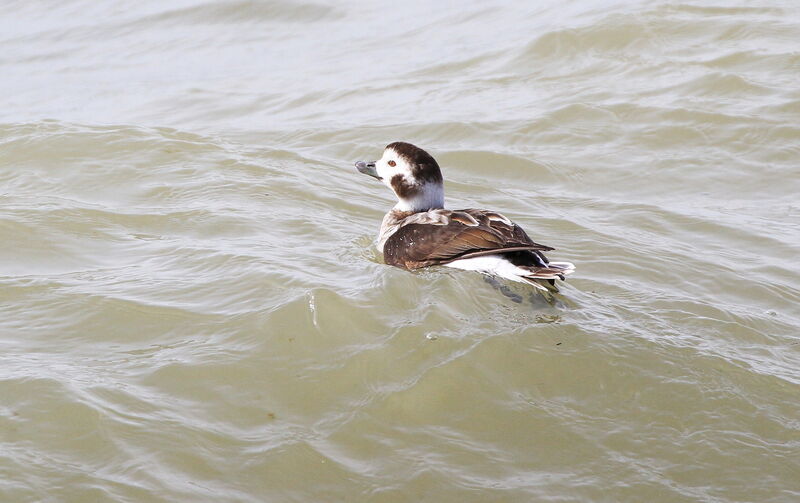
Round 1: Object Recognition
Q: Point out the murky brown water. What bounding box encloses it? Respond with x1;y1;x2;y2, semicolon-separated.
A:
1;1;799;501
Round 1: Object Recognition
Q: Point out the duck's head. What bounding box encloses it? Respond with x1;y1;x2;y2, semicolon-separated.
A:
355;142;444;212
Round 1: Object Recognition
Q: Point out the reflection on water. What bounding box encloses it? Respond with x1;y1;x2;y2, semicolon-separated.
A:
1;1;799;501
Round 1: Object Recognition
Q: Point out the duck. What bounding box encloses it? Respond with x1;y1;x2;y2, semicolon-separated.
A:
355;142;575;292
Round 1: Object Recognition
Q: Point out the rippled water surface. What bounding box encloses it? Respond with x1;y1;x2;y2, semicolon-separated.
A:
2;1;799;501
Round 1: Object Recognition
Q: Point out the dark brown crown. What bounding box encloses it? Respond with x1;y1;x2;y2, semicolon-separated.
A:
385;142;443;184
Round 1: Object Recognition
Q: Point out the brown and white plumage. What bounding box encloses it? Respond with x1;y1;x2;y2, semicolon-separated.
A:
355;142;574;291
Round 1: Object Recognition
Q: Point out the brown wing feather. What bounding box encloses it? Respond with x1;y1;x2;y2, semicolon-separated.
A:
383;209;554;270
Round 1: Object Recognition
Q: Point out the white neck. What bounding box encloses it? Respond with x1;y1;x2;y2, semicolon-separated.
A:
393;182;445;212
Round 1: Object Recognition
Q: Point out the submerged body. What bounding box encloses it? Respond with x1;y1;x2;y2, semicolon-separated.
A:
356;142;574;291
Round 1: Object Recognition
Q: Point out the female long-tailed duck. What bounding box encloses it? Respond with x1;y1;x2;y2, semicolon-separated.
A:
355;142;575;292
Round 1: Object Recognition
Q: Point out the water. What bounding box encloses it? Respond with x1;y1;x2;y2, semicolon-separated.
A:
1;1;799;501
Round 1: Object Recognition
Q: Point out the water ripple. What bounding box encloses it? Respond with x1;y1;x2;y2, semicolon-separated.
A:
1;1;800;501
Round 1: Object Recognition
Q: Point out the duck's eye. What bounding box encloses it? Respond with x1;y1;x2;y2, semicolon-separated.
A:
388;160;396;167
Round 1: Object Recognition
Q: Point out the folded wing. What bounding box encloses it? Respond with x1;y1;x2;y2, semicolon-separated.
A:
383;209;554;270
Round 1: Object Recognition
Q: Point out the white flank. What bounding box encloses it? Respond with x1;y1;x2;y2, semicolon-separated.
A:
445;256;576;291
444;255;544;288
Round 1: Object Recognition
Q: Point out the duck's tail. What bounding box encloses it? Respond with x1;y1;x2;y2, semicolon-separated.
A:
519;261;576;292
445;256;575;292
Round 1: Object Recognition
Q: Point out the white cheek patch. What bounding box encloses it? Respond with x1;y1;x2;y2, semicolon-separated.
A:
377;149;416;187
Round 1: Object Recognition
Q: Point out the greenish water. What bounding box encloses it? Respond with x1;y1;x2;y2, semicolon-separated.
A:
1;1;799;502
